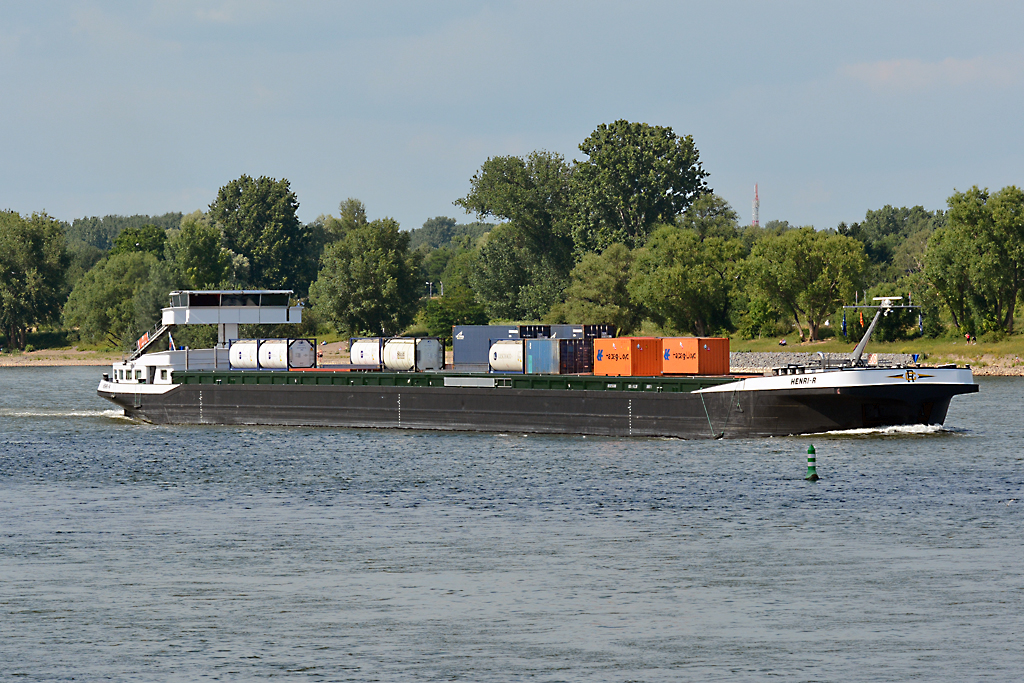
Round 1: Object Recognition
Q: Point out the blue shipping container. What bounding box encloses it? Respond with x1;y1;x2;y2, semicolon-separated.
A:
525;338;560;374
453;325;519;366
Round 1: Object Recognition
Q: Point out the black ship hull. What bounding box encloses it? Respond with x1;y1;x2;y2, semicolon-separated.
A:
99;379;976;439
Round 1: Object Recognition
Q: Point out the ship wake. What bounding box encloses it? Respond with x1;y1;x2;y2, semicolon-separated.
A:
0;409;127;419
819;423;966;437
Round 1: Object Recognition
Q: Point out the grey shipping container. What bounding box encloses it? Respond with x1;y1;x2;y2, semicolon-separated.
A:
525;338;560;374
453;325;519;366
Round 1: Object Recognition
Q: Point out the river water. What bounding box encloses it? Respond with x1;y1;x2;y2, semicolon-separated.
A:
1;366;1020;681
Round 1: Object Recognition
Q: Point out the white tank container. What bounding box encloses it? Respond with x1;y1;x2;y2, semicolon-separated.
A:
230;338;317;369
383;338;416;371
382;338;445;371
350;339;383;366
489;339;523;372
229;340;260;369
258;339;289;369
414;338;443;371
288;339;316;368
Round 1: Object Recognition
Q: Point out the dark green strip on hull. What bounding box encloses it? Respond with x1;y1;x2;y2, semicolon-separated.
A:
171;370;739;393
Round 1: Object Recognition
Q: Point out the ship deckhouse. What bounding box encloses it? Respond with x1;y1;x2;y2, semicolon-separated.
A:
105;290;302;387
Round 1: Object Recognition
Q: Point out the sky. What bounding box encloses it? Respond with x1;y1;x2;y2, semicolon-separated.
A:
2;1;1023;231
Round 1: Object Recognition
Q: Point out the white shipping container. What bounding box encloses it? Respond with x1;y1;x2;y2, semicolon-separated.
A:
258;339;289;369
350;339;383;366
229;340;260;369
383;339;416;371
230;339;317;369
489;339;523;372
382;338;444;371
414;338;443;371
288;339;316;368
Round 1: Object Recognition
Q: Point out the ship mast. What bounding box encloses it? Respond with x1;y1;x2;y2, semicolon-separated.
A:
848;296;909;364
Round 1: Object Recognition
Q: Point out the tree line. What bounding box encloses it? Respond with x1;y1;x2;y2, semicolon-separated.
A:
2;119;1023;351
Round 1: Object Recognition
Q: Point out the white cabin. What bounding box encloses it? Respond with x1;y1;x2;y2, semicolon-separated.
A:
108;289;303;386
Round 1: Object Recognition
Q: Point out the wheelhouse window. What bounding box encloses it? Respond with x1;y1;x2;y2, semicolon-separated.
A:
188;292;220;307
160;369;168;381
221;293;260;307
260;293;289;307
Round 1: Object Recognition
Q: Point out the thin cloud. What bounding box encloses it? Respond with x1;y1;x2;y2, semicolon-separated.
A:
840;54;1024;91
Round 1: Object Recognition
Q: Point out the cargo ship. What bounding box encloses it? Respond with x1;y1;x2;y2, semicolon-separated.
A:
97;291;978;439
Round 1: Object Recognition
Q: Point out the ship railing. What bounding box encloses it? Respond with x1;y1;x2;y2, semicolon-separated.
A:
125;322;175;362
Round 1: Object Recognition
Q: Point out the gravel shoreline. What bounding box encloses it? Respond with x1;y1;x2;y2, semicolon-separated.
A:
728;351;913;373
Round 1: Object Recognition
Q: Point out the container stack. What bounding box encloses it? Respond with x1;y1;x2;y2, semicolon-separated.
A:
454;324;728;377
229;338;317;370
349;337;444;371
593;337;663;377
453;324;616;372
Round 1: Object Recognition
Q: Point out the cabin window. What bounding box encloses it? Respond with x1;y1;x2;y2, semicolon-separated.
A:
188;292;220;307
260;293;289;307
119;369;124;380
135;369;143;380
221;293;260;307
160;369;168;381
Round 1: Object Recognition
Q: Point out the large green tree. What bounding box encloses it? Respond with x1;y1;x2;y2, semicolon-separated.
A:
676;193;740;242
470;223;567;321
309;218;419;336
629;226;743;336
745;228;866;341
314;198;368;245
572;120;709;253
455;150;575;274
0;211;69;349
63;251;168;348
923;225;971;332
546;243;641;334
209;175;309;293
926;185;1024;334
165;212;232;289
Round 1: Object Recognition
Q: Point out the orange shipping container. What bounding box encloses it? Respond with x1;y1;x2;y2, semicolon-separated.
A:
661;337;730;375
593;337;663;376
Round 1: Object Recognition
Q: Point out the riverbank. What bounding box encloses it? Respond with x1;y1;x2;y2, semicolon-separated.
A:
0;348;120;367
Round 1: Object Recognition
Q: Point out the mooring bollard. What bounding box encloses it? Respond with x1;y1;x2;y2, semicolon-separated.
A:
805;444;819;481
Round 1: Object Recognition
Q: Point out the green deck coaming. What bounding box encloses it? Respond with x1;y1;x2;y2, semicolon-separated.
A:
172;370;737;393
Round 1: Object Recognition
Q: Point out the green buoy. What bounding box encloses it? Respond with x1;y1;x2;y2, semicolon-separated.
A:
805;444;819;481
